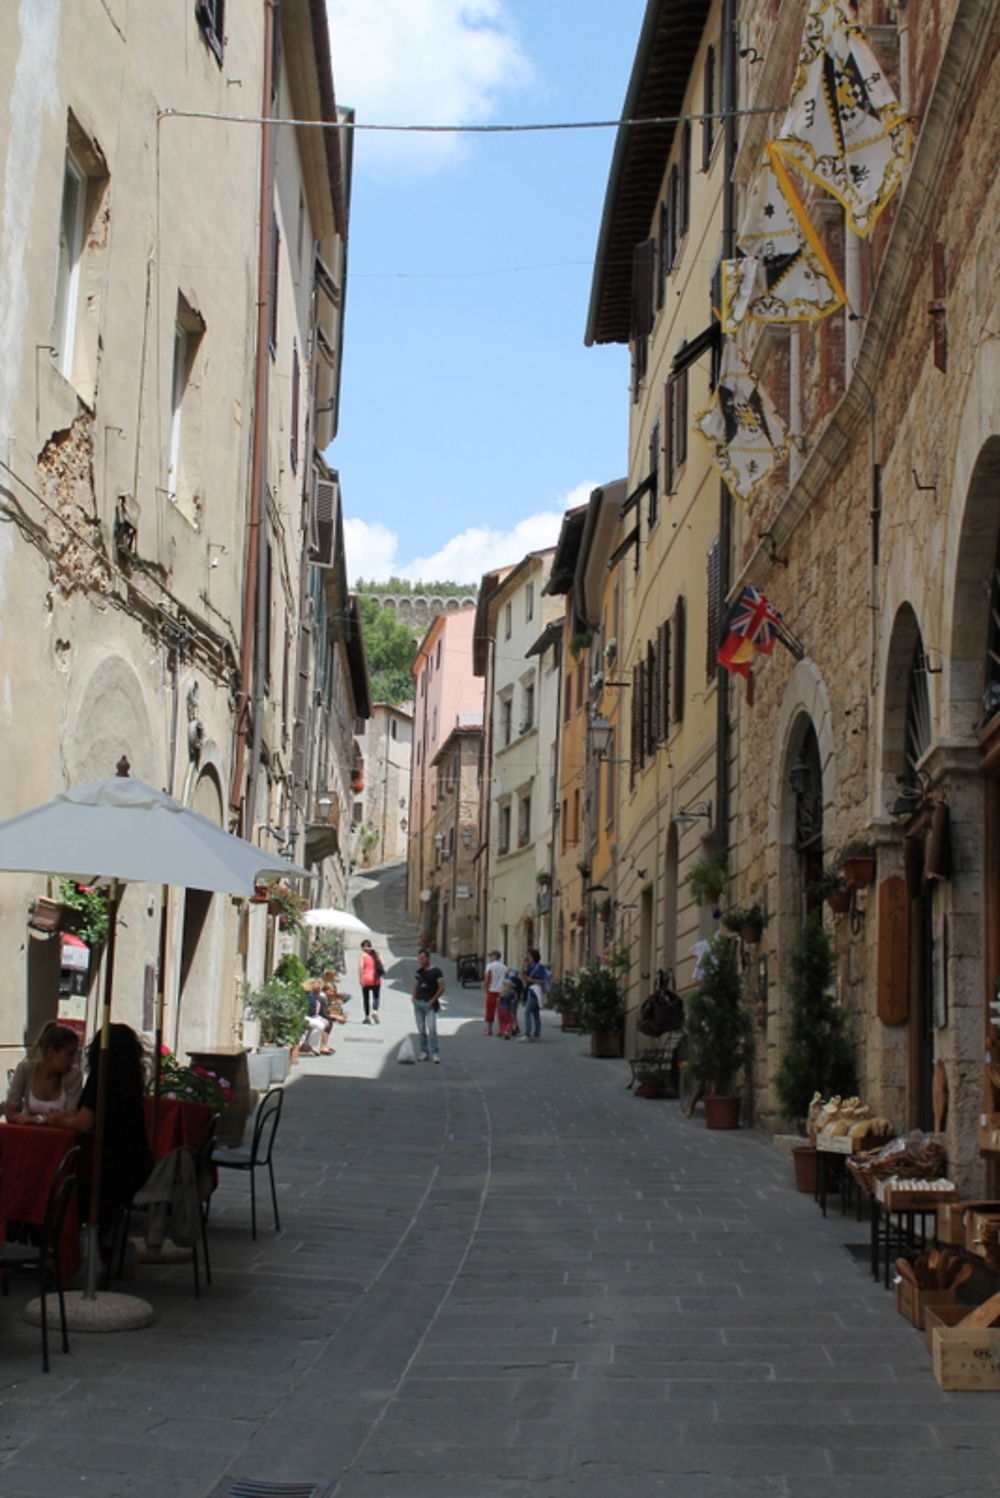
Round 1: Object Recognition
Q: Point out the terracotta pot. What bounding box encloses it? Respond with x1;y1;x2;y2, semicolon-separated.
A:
560;1011;581;1031
842;855;876;889
792;1143;819;1193
703;1094;741;1129
739;923;763;944
826;887;851;914
589;1029;623;1059
636;1079;665;1099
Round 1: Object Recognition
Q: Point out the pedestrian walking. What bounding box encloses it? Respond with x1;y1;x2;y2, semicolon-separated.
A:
496;970;517;1038
359;938;385;1024
411;948;445;1062
520;948;547;1042
482;949;506;1034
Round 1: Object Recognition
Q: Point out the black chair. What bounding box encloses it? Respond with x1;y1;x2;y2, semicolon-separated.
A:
0;1144;81;1373
211;1088;283;1239
115;1110;221;1298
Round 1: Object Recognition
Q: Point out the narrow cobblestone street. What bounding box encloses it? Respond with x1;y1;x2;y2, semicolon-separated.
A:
0;862;995;1498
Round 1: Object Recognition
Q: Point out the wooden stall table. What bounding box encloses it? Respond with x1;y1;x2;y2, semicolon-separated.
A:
0;1122;84;1281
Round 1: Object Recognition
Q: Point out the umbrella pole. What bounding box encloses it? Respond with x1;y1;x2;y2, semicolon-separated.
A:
149;885;169;1151
83;880;119;1300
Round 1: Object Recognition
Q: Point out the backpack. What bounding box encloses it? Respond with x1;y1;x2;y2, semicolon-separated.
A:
373;951;385;979
637;988;684;1037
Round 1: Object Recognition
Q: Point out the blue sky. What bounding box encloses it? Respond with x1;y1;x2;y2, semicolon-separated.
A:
327;0;648;586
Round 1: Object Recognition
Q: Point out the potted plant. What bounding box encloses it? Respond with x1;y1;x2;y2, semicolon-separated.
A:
604;638;618;667
577;858;592;880
683;934;753;1127
774;912;857;1188
571;953;627;1056
546;973;580;1031
244;975;308;1081
56;878;111;946
264;882;309;934
632;1066;666;1099
685;851;728;907
535;870;552;887
722;903;766;944
838;837;876;889
810;867;850;914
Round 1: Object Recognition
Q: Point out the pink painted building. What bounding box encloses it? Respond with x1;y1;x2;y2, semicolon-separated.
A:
407;606;484;931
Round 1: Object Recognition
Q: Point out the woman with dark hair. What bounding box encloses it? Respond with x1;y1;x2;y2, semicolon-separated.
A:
56;1023;154;1225
5;1021;83;1123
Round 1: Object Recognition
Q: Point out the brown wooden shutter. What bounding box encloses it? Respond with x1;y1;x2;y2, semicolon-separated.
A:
673;596;686;724
679;121;692;238
676;367;688;468
659;619;671;739
706;539;721;680
631;238;655;339
268;213;280;352
631;661;642;770
646;640;657;756
664;379;675;495
876;876;910;1023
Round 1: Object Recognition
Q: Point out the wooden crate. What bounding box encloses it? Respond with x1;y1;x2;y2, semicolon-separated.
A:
894;1279;958;1330
924;1304;969;1355
931;1324;1000;1391
877;1181;956;1210
937;1202;967;1245
965;1207;1000;1260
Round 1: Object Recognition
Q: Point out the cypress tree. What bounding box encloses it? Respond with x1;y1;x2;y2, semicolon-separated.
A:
774;911;856;1128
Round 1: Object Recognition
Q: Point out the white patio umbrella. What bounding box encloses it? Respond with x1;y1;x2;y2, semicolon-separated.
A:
0;760;311;1316
302;907;371;936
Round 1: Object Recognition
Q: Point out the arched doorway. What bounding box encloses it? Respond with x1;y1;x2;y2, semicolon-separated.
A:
884;605;935;1130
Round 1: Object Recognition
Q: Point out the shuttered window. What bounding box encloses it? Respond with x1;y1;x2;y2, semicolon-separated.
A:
268;213;280;356
703;46;716;169
673;595;686;723
196;1;225;65
706;539;721;681
658;619;671;740
648;420;660;529
679;121;692;239
646;641;657;757
630;660;642;773
290;343;300;474
631;238;655;340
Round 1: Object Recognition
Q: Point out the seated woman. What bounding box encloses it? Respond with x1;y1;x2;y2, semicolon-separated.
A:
5;1021;83;1125
302;979;334;1055
53;1023;154;1248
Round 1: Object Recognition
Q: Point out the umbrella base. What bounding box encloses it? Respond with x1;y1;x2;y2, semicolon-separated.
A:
24;1290;155;1333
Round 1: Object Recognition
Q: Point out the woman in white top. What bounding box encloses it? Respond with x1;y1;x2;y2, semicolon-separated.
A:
5;1021;83;1125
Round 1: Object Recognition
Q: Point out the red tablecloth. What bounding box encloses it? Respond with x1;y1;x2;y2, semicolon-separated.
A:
0;1123;83;1279
144;1096;215;1159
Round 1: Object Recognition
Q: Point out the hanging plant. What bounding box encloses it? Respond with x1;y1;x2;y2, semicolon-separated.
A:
56;879;111;947
604;638;618;667
685;852;728;906
569;629;594;658
264;883;309;933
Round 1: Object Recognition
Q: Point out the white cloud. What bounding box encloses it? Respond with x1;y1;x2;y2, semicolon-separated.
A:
327;0;534;174
344;485;600;587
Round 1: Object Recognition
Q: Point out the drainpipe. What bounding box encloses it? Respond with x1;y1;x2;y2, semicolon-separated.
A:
715;0;738;858
230;1;277;830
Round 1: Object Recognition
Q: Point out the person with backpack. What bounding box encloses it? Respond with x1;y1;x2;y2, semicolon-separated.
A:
359;938;385;1024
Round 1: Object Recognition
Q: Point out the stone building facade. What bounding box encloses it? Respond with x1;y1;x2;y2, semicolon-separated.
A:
585;0;1000;1190
0;1;361;1063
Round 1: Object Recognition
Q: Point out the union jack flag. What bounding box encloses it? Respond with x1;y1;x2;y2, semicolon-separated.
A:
728;585;783;654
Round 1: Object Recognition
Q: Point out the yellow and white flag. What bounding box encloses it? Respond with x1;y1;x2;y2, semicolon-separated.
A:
693;343;791;505
721;146;846;333
772;0;911;237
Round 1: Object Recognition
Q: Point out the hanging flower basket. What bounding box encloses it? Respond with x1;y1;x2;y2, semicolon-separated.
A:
826;887;852;914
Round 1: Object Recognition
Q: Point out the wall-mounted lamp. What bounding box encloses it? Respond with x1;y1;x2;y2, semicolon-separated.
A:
889;768;930;818
672;801;713;827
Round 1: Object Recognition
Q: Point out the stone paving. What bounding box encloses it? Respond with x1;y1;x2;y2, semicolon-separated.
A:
0;860;997;1498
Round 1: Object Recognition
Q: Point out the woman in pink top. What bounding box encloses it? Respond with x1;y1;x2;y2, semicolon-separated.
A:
359;938;384;1024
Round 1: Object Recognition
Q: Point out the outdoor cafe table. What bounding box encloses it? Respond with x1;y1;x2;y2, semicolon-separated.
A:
0;1121;83;1280
143;1096;214;1158
0;1099;213;1283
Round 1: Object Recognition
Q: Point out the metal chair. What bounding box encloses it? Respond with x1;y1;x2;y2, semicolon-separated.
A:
191;1109;220;1295
211;1088;283;1239
0;1144;81;1372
